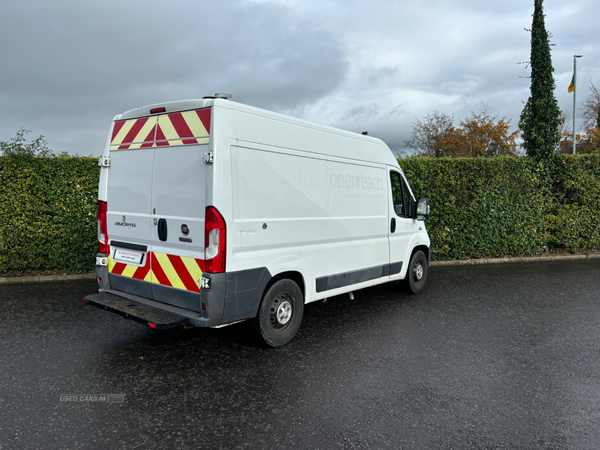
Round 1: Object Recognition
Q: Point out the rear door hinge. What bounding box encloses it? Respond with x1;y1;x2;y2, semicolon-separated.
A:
98;156;110;168
203;152;214;164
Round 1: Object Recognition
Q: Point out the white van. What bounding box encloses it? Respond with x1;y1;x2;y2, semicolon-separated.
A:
84;95;431;347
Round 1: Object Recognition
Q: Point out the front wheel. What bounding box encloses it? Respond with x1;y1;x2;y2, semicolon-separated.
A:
255;279;304;347
403;250;428;294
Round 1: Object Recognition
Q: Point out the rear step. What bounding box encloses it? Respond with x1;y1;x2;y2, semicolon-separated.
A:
83;292;189;330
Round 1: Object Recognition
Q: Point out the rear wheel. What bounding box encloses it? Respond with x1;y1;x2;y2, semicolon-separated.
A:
403;250;428;294
256;279;304;347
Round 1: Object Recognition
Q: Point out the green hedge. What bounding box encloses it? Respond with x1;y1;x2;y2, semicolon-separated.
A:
0;154;598;273
401;154;600;260
0;156;99;273
546;155;600;252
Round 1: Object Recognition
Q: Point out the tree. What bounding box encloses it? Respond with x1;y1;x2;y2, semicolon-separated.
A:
577;81;600;153
404;105;520;158
459;105;520;157
518;0;561;164
403;111;463;158
0;128;53;158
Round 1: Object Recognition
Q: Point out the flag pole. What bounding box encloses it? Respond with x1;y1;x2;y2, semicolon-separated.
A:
573;55;583;154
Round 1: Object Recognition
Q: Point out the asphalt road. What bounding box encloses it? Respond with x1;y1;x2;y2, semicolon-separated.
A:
1;259;600;450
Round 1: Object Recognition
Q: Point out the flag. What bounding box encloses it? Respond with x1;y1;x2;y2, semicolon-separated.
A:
568;74;575;93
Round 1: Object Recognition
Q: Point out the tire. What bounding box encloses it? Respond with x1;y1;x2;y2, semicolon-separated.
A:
255;279;304;347
403;250;428;294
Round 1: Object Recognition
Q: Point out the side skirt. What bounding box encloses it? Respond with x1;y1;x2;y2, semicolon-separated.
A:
315;262;403;293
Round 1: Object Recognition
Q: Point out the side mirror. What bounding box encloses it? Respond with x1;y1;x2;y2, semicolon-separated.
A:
415;197;430;221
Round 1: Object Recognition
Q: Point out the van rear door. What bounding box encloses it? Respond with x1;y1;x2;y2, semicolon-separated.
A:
106;108;211;311
106;116;157;298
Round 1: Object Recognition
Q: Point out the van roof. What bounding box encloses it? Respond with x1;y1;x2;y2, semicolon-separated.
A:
117;98;394;161
119;99;220;120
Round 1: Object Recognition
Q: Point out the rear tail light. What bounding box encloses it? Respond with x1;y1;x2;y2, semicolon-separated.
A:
98;200;109;255
204;206;226;273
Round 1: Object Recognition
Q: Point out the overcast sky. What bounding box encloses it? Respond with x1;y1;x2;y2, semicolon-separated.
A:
1;0;599;156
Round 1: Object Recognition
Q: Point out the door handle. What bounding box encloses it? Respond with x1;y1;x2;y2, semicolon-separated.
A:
390;217;396;233
158;218;168;241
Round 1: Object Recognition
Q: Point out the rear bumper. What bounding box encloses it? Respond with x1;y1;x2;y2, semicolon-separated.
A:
92;253;272;328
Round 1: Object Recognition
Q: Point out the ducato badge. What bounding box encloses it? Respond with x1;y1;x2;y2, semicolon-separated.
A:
115;215;136;227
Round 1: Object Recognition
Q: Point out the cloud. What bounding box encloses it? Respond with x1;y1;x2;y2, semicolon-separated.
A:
0;0;349;154
0;0;599;156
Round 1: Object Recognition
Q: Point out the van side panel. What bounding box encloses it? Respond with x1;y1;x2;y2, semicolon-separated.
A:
229;144;329;297
226;107;399;307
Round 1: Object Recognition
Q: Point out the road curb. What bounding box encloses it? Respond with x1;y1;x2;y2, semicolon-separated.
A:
0;273;96;285
0;253;598;285
430;253;600;267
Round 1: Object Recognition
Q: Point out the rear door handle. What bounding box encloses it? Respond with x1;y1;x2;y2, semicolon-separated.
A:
158;218;168;241
390;217;396;234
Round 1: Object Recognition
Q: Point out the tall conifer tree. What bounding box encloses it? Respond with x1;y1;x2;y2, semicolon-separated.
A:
519;0;561;163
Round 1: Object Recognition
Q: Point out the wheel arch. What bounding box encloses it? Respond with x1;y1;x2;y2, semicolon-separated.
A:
262;271;306;305
411;244;430;266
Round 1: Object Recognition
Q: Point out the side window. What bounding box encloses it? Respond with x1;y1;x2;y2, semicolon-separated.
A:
390;171;414;218
390;172;405;217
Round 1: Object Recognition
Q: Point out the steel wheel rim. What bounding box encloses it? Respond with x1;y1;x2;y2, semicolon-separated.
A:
413;261;424;281
270;294;293;329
